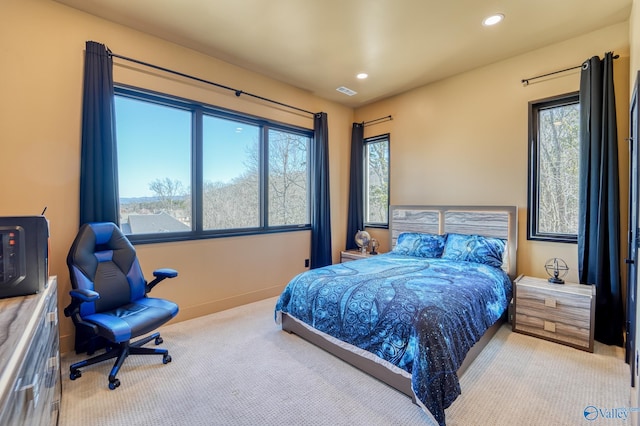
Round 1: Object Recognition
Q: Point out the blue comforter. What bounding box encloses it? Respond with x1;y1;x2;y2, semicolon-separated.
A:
275;253;511;425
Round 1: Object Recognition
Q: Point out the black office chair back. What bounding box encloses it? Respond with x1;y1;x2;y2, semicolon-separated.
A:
68;222;147;316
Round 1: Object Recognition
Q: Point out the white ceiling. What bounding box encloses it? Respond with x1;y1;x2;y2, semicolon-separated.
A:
55;0;632;108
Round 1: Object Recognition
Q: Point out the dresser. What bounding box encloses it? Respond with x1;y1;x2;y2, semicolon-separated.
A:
513;275;595;352
0;276;60;425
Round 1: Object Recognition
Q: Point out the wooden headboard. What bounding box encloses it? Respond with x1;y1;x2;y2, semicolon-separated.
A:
389;205;518;279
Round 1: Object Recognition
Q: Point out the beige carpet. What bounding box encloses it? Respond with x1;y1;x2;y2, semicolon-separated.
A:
59;297;629;426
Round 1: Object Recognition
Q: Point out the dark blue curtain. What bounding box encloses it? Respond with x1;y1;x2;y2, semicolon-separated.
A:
346;123;364;250
79;41;119;226
578;52;623;346
310;112;332;268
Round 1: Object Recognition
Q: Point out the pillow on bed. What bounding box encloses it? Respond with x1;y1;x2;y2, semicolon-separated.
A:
392;232;446;258
441;233;506;268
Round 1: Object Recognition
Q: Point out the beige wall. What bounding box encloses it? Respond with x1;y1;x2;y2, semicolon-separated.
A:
1;0;354;353
355;23;630;285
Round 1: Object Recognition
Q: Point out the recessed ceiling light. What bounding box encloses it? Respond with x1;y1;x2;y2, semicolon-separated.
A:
483;14;504;26
356;73;368;79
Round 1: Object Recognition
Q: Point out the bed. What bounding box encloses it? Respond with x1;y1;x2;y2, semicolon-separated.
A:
275;205;517;425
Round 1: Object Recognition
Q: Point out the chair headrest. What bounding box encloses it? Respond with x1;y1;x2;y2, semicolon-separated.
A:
67;222;136;280
89;222;118;245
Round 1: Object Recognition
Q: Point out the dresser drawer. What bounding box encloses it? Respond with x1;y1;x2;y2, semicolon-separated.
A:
513;275;595;352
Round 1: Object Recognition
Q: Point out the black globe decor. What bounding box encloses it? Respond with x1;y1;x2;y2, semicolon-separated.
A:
545;258;569;284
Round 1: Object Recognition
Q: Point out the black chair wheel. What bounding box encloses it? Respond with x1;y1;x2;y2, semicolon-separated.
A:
163;354;172;364
155;336;163;345
108;378;121;390
70;370;81;380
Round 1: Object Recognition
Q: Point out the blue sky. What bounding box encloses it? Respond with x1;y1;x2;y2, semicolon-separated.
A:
115;96;256;198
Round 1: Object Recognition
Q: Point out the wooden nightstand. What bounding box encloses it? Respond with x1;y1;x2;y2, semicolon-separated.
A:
340;249;379;262
513;275;595;352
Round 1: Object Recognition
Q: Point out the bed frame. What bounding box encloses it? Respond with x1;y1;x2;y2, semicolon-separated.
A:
281;205;517;402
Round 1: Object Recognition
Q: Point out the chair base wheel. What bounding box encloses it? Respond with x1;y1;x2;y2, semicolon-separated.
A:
67;333;173;389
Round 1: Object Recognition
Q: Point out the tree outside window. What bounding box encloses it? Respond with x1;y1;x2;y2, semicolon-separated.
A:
114;87;311;243
528;92;579;243
364;134;390;227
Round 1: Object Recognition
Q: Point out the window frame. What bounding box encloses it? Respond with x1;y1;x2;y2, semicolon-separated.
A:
363;133;390;229
114;85;312;244
527;91;579;244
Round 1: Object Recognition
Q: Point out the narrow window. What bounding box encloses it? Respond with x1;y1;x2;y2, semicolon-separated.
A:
364;134;390;227
528;92;579;242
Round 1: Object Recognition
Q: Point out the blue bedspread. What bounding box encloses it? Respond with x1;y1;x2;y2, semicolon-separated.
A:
275;253;512;425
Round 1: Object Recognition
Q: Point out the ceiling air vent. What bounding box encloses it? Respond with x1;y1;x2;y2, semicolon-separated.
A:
336;86;357;96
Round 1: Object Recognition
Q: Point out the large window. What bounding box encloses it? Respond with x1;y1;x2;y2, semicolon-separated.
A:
528;92;579;243
115;86;311;243
364;134;390;227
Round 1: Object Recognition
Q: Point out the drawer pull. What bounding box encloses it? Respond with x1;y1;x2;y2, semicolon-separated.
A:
544;298;557;308
47;356;59;370
20;373;40;406
47;308;58;325
544;321;556;333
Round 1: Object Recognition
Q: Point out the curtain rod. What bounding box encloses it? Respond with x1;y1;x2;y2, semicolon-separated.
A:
521;54;619;86
109;52;316;116
363;115;393;126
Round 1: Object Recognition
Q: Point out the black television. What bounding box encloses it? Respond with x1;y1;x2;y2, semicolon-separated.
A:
0;216;49;298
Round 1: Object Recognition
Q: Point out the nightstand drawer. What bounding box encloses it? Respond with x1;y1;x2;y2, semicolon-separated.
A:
513;275;595;352
340;250;380;262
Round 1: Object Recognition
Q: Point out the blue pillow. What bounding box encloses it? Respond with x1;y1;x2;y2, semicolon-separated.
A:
392;233;446;258
441;233;506;268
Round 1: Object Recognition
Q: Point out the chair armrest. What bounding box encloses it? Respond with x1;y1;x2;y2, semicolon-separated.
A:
70;288;100;302
146;268;178;293
154;268;178;279
64;288;100;317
